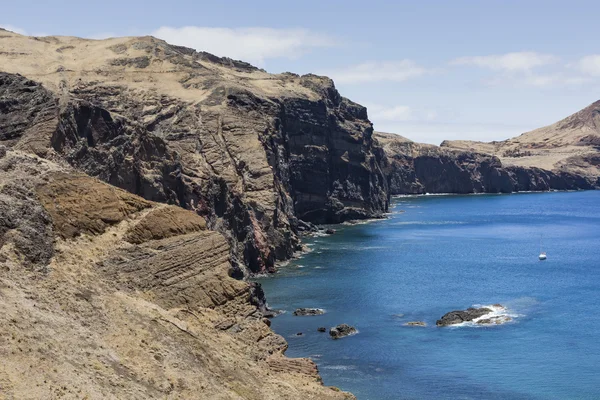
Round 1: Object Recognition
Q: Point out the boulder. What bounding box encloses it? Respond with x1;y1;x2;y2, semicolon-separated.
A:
317;327;326;332
329;324;357;339
436;307;492;327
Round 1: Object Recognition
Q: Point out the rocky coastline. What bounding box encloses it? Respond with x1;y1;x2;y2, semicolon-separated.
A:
0;28;599;399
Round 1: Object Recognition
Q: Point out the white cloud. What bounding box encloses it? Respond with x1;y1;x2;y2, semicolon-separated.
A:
0;24;49;37
323;60;428;84
366;104;440;127
88;32;119;40
368;104;413;121
484;73;592;88
151;26;335;67
0;24;27;35
577;55;600;77
451;52;558;72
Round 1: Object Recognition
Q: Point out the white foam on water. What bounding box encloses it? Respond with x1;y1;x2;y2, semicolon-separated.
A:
450;304;521;328
341;218;382;226
321;365;357;371
391;220;466;226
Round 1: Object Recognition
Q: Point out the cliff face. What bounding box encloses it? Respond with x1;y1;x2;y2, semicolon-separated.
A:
376;132;597;195
441;100;600;179
0;147;353;400
0;31;388;274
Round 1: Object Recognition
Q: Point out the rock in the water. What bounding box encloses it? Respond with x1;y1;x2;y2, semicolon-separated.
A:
293;308;325;316
325;228;336;235
405;321;427;327
317;327;327;332
329;324;357;339
436;307;493;327
477;316;512;325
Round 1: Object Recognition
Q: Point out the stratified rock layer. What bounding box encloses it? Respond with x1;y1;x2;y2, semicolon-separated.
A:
0;31;389;274
0;148;353;400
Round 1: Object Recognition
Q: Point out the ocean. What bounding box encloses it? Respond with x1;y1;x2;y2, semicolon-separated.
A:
257;191;600;400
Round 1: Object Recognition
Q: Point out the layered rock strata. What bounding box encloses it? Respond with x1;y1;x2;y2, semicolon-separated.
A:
0;31;388;275
0;148;353;399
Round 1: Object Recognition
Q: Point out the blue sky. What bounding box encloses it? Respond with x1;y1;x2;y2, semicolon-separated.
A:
3;0;600;144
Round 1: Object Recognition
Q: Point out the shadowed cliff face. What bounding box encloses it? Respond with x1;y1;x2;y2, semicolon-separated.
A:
376;132;597;195
0;66;388;274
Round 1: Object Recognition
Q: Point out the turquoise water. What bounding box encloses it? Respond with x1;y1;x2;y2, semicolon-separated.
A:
257;191;600;400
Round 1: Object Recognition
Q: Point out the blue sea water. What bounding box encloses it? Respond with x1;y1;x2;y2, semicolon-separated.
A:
257;191;600;400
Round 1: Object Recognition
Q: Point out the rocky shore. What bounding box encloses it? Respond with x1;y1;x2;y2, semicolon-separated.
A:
0;27;598;399
376;132;599;195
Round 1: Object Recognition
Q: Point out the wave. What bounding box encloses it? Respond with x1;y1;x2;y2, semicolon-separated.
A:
321;365;357;371
391;220;466;226
341;218;383;226
450;304;520;328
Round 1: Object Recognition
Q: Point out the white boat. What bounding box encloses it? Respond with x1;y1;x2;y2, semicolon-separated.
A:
539;236;547;261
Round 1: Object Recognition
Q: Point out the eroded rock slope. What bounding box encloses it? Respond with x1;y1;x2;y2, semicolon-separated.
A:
0;30;388;274
0;148;353;399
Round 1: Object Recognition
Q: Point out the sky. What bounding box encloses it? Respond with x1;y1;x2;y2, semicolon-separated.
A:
2;0;600;144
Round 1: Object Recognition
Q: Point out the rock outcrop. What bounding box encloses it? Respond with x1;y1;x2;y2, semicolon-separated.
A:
0;148;353;400
293;308;326;316
376;132;597;195
0;31;388;275
329;324;357;339
436;307;493;326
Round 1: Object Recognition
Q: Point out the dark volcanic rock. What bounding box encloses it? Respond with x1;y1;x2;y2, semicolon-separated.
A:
293;308;325;316
375;132;597;195
329;324;357;339
436;307;493;327
317;327;326;332
0;71;389;275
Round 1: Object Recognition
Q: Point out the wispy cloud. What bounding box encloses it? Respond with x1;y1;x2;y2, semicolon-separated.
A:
449;51;596;88
151;26;336;67
576;55;600;77
366;104;438;123
323;60;429;84
485;73;592;88
451;52;558;71
0;24;27;35
0;23;49;37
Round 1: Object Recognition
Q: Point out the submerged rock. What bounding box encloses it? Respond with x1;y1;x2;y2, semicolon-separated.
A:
436;307;493;327
477;316;512;325
405;321;427;327
325;228;336;235
293;308;325;316
317;327;327;332
329;324;357;339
